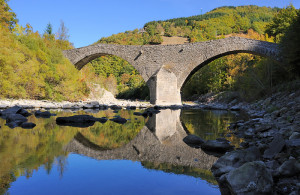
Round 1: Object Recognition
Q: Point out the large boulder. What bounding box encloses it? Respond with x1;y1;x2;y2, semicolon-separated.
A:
56;115;98;127
20;122;36;129
35;110;56;118
83;101;100;109
183;134;205;147
110;116;127;124
273;159;300;177
1;106;22;118
286;139;300;157
5;114;28;129
133;112;143;116
17;108;32;117
97;117;108;124
224;161;273;195
211;146;261;177
201;139;234;153
263;134;285;159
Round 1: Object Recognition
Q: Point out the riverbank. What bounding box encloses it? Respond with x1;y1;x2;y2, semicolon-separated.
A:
0;99;152;109
204;89;300;194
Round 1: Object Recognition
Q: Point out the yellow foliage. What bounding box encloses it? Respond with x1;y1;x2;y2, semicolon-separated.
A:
0;24;89;101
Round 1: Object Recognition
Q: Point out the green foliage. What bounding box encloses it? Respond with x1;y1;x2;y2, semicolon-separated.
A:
79;109;146;148
90;5;282;100
0;23;89;101
97;29;162;45
145;5;278;40
280;10;300;78
0;3;89;101
44;22;53;35
265;4;298;42
85;54;149;99
181;109;244;147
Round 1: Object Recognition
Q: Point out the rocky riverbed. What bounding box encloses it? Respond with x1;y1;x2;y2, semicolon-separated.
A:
197;89;300;194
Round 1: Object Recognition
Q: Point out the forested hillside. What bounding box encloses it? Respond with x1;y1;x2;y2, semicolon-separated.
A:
87;5;299;101
0;0;89;101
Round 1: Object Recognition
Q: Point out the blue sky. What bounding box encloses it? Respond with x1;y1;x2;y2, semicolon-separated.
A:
9;0;300;48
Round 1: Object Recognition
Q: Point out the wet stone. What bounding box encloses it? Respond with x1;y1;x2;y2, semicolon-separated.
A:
35;110;56;118
274;159;300;177
211;146;261;177
21;122;36;129
263;134;285;159
201;139;234;153
133;112;143;116
110;116;127;124
56;115;98;127
1;106;22;118
17;108;32;117
290;132;300;140
97;117;108;124
183;134;205;147
224;161;273;195
6;114;28;124
6;121;22;129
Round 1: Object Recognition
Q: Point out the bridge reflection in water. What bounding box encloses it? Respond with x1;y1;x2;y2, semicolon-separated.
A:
65;109;218;171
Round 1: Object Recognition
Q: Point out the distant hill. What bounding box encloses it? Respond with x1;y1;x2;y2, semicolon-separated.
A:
89;5;282;100
96;5;279;46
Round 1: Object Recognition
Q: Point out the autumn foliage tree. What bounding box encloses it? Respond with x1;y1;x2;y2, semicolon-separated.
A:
0;0;17;30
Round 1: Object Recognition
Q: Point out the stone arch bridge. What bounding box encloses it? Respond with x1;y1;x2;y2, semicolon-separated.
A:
63;37;280;105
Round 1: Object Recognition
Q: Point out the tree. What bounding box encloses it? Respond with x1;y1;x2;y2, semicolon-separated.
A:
280;10;300;78
0;0;18;30
44;22;53;35
57;20;69;41
265;4;297;42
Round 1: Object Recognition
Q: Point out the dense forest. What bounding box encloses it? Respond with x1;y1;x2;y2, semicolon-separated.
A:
0;0;299;101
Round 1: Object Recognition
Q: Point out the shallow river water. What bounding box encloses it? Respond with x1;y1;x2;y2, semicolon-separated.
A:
0;108;244;195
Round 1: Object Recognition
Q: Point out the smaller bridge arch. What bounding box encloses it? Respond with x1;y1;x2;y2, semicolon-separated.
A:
64;37;280;105
176;37;281;90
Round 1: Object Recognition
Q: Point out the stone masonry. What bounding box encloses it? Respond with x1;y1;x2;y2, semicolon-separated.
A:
63;37;280;105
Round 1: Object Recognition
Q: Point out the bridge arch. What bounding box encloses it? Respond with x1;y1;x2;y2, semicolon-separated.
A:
176;37;281;90
63;44;153;83
64;37;280;105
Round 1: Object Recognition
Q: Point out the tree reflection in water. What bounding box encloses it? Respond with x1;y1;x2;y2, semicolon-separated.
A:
0;108;244;194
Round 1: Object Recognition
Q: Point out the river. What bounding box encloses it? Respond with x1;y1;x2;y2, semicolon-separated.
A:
0;108;245;195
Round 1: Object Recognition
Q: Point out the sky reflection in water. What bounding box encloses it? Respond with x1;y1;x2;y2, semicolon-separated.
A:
9;154;220;195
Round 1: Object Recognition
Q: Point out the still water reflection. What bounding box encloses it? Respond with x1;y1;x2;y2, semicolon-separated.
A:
0;108;243;195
